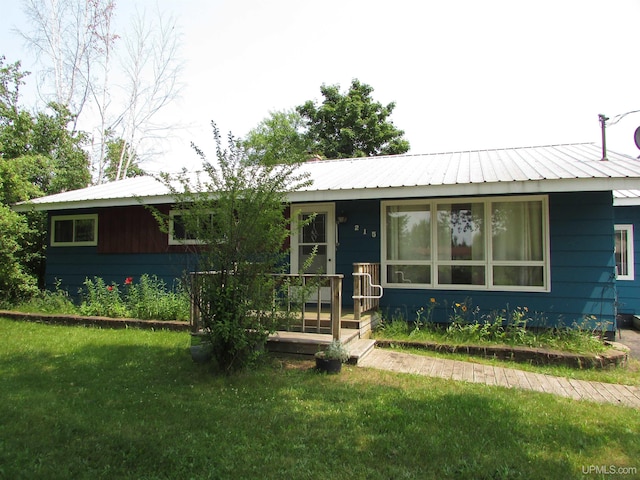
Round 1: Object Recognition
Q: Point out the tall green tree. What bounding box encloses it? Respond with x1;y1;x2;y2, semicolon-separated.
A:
243;109;315;165
0;57;91;298
296;79;410;159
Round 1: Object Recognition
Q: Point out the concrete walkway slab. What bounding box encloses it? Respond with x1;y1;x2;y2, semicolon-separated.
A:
357;348;640;408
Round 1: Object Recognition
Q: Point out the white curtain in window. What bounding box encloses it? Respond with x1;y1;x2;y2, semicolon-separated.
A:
492;201;542;261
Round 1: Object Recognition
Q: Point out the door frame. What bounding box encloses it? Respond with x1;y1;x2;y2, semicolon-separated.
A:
290;203;336;275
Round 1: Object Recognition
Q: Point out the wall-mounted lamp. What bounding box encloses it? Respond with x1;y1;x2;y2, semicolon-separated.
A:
337;212;348;224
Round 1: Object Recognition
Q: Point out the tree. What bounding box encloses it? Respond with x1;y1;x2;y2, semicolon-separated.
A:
112;7;182;181
157;122;311;372
296;79;410;159
243;109;315;165
0;204;38;302
0;58;90;294
103;136;144;181
20;0;115;130
19;0;183;183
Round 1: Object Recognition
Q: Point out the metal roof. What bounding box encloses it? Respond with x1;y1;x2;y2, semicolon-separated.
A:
14;143;640;211
613;189;640;206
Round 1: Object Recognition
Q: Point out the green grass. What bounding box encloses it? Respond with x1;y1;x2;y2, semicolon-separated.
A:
1;317;639;480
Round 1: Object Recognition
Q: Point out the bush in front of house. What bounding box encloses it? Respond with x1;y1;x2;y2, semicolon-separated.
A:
156;123;311;373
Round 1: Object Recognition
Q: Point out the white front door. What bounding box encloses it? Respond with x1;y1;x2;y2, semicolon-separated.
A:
291;203;336;302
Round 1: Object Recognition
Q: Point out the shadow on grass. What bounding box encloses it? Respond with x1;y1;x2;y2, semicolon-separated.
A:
0;322;638;479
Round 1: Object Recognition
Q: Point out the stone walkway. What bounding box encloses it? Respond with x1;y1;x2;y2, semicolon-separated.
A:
357;348;640;408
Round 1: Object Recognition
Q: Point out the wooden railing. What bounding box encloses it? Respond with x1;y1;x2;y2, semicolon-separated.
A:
352;263;382;320
189;272;343;341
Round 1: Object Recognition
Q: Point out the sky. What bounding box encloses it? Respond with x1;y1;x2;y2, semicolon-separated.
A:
2;0;640;173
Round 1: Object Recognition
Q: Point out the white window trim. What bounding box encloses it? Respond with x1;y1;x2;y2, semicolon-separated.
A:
381;195;550;292
51;214;98;247
168;210;206;245
615;224;635;281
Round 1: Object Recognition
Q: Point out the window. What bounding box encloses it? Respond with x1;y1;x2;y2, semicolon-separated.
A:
51;214;98;246
169;210;214;245
615;224;634;281
382;196;549;291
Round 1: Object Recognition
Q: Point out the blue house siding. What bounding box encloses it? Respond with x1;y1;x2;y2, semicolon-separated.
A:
45;248;196;298
614;205;640;315
334;199;381;302
45;207;198;298
356;192;617;332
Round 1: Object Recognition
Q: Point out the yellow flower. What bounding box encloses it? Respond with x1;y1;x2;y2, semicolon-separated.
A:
430;298;436;303
455;303;461;308
461;305;467;312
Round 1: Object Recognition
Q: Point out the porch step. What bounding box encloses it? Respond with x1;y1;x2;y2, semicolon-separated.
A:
347;338;376;365
266;329;360;356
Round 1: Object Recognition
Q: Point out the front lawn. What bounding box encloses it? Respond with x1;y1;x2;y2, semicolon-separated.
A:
0;318;638;479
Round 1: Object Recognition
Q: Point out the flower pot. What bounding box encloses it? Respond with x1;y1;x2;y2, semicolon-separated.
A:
190;344;212;364
315;356;342;374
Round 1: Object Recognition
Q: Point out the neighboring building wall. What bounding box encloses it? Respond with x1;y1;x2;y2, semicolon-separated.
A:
614;205;640;315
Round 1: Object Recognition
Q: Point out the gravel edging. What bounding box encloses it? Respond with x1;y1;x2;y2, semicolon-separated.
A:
374;339;628;369
0;310;190;332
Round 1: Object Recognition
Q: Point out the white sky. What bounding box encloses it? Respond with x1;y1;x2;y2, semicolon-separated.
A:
2;0;640;173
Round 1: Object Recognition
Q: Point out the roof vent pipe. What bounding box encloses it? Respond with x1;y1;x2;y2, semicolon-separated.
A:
598;114;609;161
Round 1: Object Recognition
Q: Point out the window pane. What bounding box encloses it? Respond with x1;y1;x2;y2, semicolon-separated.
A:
174;214;201;240
386;204;431;260
493;266;544;286
299;245;327;274
54;219;74;243
615;230;628;276
438;265;485;285
172;215;188;240
74;219;95;242
492;201;543;261
301;213;326;243
437;203;484;260
386;264;431;284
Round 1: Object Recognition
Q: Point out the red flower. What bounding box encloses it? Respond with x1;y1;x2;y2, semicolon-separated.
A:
125;277;133;285
107;285;114;291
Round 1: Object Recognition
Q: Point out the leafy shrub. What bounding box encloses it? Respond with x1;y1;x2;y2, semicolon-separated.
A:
79;277;128;318
78;275;189;320
125;274;189;321
10;280;77;314
376;299;610;354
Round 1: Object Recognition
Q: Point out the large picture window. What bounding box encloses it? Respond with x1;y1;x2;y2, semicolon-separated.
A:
615;224;634;281
382;196;549;291
51;214;98;246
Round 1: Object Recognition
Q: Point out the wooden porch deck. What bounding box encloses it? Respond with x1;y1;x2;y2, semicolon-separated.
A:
267;310;379;364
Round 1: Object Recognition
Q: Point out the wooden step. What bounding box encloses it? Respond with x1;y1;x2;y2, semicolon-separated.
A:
266;329;359;356
347;338;376;365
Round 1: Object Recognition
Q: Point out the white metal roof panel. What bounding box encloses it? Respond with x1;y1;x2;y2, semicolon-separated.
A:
614;189;640;206
14;143;640;210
